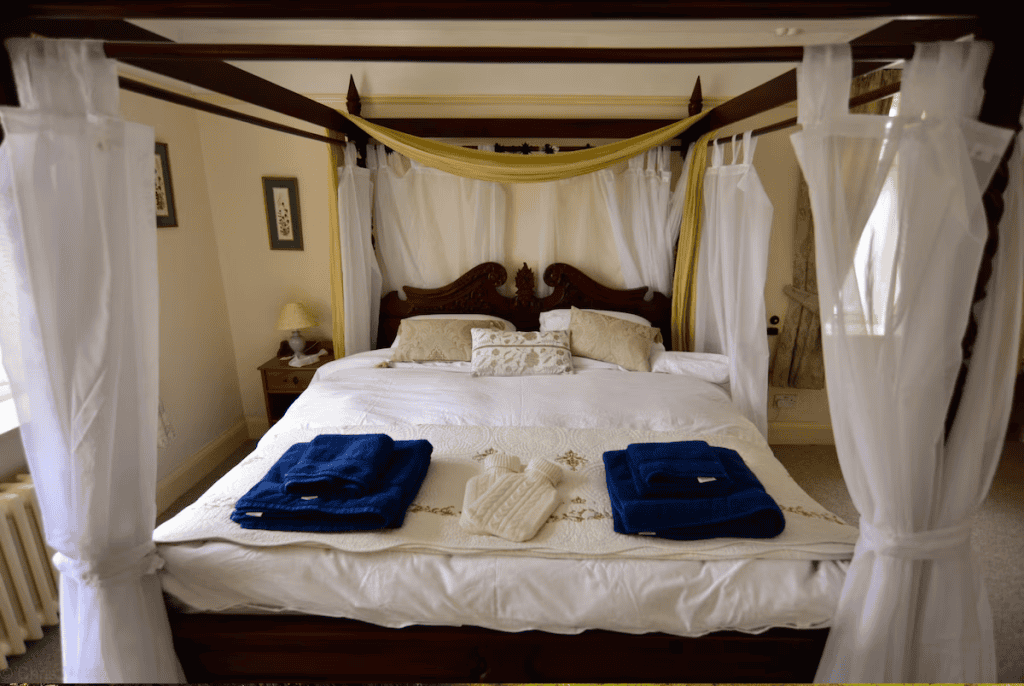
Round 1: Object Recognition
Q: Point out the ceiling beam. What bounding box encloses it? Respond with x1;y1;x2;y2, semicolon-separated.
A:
98;43;917;64
19;1;980;20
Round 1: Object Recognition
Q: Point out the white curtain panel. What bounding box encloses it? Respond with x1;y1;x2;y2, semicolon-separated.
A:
694;132;773;436
0;39;184;681
372;144;507;294
370;144;683;303
792;43;1017;682
598;145;686;296
339;142;380;354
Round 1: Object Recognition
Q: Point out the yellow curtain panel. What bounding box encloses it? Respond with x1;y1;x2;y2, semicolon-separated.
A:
671;131;717;352
340;110;710;184
326;132;346;358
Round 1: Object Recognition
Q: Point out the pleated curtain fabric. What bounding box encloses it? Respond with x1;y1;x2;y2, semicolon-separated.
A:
0;39;184;682
597;146;686;297
338;142;381;355
693;131;774;437
792;42;1018;681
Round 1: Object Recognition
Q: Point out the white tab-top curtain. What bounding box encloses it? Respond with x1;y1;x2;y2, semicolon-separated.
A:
0;39;184;682
597;145;686;296
372;144;507;295
792;42;1018;682
339;142;380;354
694;131;774;436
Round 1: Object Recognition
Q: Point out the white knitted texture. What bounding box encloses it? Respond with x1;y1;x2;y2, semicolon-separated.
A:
461;458;563;542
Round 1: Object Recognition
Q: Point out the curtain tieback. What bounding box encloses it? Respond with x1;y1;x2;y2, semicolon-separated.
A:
857;520;972;560
53;541;165;586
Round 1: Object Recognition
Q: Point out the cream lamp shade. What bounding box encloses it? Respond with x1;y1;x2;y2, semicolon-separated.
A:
276;302;318;356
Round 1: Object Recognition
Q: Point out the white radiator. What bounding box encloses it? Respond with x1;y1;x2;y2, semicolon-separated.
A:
0;475;59;669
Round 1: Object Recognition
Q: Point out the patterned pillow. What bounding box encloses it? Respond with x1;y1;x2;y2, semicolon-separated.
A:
568;306;660;372
391;318;508;362
470;329;573;377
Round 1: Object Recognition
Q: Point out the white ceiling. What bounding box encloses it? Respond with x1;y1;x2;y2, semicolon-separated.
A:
125;17;892;111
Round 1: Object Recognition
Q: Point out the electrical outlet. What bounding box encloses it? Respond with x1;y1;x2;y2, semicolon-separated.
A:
775;394;797;408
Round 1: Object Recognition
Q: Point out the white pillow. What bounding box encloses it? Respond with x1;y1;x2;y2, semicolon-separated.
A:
390;314;516;348
539;308;652;332
470;329;573;377
649;346;730;384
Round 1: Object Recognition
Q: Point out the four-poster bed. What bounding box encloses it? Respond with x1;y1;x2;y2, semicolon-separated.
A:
3;2;1022;683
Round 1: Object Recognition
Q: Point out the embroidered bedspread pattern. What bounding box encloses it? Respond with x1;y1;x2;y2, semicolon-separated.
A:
154;424;858;561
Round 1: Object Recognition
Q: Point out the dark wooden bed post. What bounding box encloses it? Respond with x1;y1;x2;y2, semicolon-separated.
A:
944;16;1024;438
688;75;703;116
346;74;369;168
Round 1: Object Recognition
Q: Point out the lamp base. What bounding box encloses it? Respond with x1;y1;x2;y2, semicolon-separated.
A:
288;331;306;356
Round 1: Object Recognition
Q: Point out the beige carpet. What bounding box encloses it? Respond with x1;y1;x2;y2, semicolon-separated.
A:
4;441;1022;682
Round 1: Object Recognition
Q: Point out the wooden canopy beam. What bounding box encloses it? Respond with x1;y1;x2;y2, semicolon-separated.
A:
677;16;976;147
18;18;362;141
98;43;918;64
17;1;981;20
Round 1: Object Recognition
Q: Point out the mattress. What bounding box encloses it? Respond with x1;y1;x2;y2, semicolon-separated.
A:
154;349;855;637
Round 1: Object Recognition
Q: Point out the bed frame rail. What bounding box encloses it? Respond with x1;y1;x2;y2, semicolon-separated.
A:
170;611;828;682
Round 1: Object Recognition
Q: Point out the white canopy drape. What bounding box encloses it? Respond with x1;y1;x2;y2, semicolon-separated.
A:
338;142;380;354
792;42;1018;681
597;145;687;296
0;39;183;681
366;144;684;307
372;144;507;296
694;132;774;436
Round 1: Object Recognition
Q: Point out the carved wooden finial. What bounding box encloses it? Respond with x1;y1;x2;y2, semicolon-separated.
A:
688;75;703;116
347;75;361;116
514;263;536;309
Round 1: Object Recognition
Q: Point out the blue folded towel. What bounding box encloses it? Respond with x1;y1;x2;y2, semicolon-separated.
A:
603;448;784;540
625;440;734;497
232;438;432;532
283;433;395;496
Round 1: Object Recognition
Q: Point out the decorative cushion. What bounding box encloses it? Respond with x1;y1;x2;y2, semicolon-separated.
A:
470;329;573;377
568;306;660;372
391;318;508;362
390;314;515;348
540;308;653;331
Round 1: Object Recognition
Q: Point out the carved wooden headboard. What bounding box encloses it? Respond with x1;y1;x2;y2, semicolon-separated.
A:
376;262;673;349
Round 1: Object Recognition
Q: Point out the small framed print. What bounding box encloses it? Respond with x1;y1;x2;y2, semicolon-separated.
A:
155;142;177;228
262;176;303;251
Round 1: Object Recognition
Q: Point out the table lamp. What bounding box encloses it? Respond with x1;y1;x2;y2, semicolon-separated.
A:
276;302;318;359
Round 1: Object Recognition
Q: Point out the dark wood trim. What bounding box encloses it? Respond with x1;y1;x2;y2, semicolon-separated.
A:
19;1;981;20
170;610;829;682
689;75;704;116
24;18;362;140
118;76;346;146
100;42;918;64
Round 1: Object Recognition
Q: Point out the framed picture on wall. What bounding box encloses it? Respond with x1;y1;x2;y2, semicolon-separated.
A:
262;176;304;251
155;142;178;228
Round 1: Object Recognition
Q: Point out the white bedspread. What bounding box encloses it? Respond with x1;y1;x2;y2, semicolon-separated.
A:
155;423;857;561
155;350;856;636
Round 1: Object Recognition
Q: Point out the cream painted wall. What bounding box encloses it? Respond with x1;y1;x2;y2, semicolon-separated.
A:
195;101;334;436
120;88;246;480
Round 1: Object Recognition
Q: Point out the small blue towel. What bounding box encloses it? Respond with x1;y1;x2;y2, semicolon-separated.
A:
625;440;734;497
603;449;784;541
232;438;432;532
283;433;395;496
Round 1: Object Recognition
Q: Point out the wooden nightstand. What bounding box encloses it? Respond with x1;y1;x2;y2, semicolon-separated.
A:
258;341;335;427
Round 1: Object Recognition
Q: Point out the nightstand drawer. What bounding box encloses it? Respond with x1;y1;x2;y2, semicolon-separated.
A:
264;369;314;392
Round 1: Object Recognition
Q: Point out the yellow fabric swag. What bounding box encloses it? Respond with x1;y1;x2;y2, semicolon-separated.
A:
340;110;710;184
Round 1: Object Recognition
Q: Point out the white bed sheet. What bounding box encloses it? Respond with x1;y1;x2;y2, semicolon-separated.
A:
155;349;854;636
